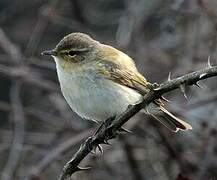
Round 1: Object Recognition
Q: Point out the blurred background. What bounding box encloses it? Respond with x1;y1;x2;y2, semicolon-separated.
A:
0;0;217;179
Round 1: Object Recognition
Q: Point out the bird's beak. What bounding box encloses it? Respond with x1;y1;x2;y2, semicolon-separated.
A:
41;50;57;56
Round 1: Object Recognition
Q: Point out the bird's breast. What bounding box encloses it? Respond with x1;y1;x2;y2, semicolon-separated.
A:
55;60;142;122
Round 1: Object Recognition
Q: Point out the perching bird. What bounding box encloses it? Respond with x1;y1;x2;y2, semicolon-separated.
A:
42;32;192;132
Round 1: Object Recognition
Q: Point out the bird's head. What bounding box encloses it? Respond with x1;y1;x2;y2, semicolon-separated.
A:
42;32;133;74
42;33;100;68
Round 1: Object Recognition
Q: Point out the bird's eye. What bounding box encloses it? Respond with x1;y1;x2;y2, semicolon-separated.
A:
68;51;79;57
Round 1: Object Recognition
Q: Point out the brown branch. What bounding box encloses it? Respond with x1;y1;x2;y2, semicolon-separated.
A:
57;64;217;180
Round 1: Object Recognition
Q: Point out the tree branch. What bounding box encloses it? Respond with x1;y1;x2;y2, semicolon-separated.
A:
58;64;217;180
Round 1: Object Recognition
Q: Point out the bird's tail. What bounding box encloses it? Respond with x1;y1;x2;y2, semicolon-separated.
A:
146;103;192;132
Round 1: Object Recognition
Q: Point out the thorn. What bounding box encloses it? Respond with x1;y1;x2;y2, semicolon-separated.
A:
207;55;212;68
194;82;203;88
93;145;103;155
160;96;171;102
168;72;172;81
90;144;103;155
199;73;207;79
180;84;188;101
90;147;97;155
76;166;91;171
119;127;132;134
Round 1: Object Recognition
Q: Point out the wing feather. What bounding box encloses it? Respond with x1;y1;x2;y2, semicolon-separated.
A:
96;59;151;95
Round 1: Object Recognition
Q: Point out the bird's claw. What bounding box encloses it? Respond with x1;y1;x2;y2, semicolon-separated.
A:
76;166;91;171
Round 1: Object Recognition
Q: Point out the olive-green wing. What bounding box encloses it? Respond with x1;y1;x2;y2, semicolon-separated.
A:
96;60;151;95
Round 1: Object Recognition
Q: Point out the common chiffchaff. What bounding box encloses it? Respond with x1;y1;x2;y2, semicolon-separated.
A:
42;32;192;132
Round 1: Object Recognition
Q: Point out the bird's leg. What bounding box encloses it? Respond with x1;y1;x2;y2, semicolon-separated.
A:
90;116;115;154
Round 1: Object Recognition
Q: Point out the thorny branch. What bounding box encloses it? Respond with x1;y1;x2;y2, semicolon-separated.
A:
58;63;217;180
1;1;217;179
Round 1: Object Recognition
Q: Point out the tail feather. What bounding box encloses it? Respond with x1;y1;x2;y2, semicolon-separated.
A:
146;103;192;132
151;113;178;132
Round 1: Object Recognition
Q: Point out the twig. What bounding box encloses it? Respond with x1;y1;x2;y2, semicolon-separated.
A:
58;64;217;180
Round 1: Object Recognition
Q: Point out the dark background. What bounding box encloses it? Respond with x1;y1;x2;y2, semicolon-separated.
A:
0;0;217;180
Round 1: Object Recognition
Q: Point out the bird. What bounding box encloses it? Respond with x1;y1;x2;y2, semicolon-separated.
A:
41;32;192;132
